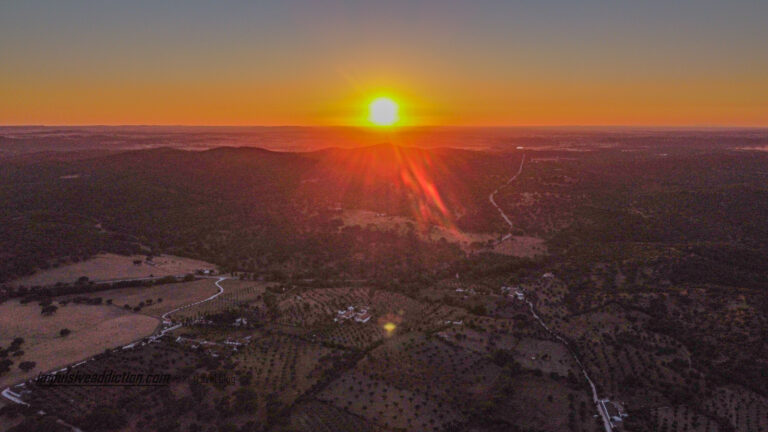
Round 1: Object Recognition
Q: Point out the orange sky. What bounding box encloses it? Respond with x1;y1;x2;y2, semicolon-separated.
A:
1;1;767;127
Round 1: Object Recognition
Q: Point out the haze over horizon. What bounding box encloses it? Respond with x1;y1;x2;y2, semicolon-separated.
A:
2;0;767;127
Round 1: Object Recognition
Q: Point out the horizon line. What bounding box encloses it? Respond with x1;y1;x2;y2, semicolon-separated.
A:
2;124;768;130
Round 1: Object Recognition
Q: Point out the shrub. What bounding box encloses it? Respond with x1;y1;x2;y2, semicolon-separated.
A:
41;305;58;316
18;361;35;372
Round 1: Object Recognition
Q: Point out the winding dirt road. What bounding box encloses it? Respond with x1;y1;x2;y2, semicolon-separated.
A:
1;276;231;430
161;276;227;323
489;154;614;432
489;153;526;234
525;297;614;432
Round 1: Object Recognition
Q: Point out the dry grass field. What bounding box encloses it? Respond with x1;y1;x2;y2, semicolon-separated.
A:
342;209;546;257
491;235;547;257
71;278;223;318
341;209;496;250
10;253;216;287
0;300;158;388
170;279;269;321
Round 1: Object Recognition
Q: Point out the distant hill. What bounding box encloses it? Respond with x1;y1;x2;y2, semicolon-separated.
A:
0;145;520;282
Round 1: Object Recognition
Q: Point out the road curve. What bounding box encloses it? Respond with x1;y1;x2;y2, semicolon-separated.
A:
489;153;526;232
161;276;227;323
1;275;231;430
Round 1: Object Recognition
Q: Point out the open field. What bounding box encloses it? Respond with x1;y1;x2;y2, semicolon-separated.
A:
68;277;222;318
492;235;547;257
170;279;269;321
10;253;216;287
343;209;547;257
0;300;158;388
341;209;497;251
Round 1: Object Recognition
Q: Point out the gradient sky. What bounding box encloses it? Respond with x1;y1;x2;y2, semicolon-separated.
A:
1;0;767;126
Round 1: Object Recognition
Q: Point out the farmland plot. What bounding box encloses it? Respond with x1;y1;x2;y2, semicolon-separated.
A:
289;400;385;432
318;370;465;431
0;300;158;388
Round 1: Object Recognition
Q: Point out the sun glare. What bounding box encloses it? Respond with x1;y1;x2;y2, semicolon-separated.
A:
368;97;399;126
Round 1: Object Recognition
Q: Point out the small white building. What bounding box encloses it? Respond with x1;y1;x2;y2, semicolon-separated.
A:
337;306;372;323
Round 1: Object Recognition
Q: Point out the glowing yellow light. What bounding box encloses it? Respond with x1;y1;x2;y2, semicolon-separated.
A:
368;97;399;126
383;322;397;333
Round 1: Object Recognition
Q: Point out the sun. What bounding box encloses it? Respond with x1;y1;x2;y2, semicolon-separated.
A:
368;97;399;126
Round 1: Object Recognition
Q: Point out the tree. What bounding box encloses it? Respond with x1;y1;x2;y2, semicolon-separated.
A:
0;359;12;375
60;328;71;337
18;361;35;372
471;304;487;315
41;305;58;316
491;349;520;373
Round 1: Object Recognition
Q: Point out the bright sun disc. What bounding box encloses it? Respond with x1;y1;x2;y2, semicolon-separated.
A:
368;97;399;126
